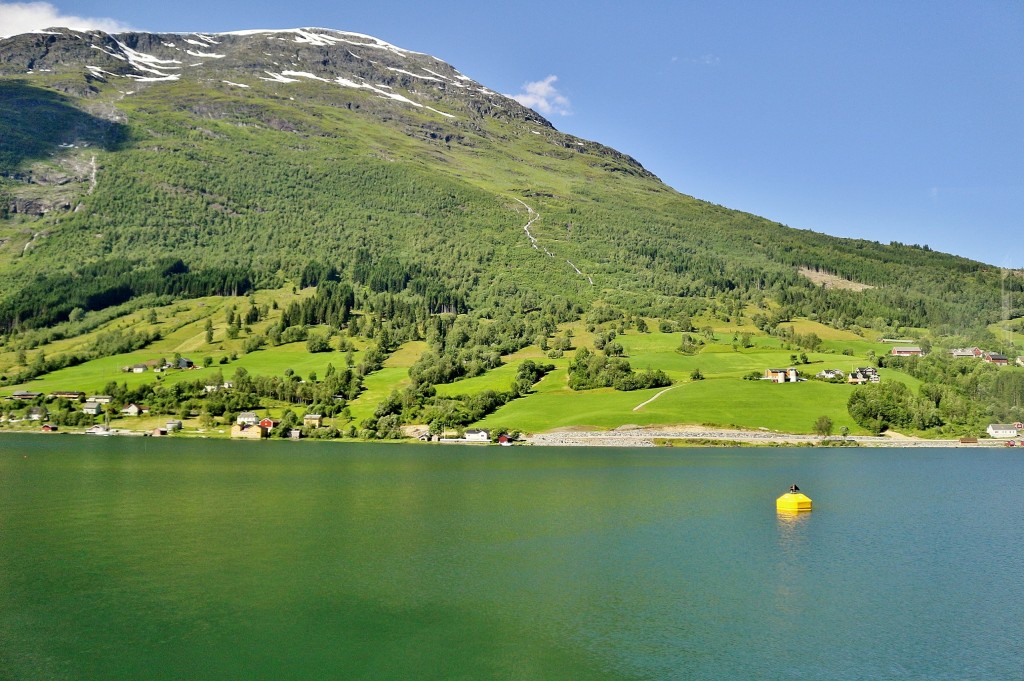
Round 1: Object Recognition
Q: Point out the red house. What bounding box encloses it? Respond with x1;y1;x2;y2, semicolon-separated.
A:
983;352;1009;366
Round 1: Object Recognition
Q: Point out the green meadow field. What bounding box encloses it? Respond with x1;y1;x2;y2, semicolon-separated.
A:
1;288;927;437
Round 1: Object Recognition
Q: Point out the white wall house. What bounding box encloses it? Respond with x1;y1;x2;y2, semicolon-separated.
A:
986;424;1020;439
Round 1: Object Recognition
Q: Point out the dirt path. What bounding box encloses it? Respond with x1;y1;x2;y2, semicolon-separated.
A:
632;386;676;411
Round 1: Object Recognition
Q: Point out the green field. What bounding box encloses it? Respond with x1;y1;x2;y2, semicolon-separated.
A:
0;304;955;439
477;377;862;434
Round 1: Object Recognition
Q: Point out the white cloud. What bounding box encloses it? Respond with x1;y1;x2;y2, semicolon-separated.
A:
509;75;572;117
0;1;133;38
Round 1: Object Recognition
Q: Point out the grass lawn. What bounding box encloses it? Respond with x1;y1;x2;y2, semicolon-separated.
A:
477;376;864;434
346;341;427;424
6;341;362;395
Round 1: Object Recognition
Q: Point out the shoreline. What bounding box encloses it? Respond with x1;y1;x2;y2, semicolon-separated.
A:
524;426;1001;448
1;425;1010;448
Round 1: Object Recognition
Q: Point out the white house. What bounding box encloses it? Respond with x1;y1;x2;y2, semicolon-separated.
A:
82;401;102;415
236;411;259;426
764;368;799;383
464;429;490;442
986;424;1020;439
120;403;142;417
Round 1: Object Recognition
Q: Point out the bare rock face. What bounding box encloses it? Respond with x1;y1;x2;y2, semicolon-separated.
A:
9;197;70;215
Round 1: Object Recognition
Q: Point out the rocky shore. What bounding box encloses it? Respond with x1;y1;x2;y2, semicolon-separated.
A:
526;426;993;448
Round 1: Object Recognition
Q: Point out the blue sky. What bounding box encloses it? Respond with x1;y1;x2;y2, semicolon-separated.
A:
3;1;1022;267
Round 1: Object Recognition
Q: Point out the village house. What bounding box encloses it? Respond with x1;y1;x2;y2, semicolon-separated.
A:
50;390;84;400
289;429;303;440
9;390;42;401
81;401;102;416
303;414;323;428
259;417;276;431
986;424;1020;439
848;367;880;385
982;352;1009;366
464;429;490;442
166;420;182;432
120;403;145;417
816;369;844;380
764;368;799;383
88;395;113;404
26;406;47;421
949;347;983;359
236;411;259;426
890;346;923;357
230;424;263;440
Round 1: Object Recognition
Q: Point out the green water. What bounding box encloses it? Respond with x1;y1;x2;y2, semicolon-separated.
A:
1;436;1021;680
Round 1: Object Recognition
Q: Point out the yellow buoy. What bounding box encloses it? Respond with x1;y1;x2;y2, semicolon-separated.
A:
776;484;812;512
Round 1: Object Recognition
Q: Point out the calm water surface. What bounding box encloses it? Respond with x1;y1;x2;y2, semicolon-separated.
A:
1;435;1021;680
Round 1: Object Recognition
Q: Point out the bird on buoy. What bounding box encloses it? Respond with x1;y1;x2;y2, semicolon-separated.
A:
777;484;812;512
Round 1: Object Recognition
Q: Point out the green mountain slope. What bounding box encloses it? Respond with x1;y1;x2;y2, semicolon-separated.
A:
1;27;1014;333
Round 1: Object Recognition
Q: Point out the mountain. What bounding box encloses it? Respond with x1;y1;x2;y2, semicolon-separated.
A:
0;27;1014;335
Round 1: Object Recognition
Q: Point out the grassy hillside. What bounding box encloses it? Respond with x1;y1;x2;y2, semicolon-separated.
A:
1;29;1022;440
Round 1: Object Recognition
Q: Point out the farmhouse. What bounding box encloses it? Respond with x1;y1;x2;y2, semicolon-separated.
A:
982;352;1008;366
890;346;923;357
9;391;42;401
816;369;844;380
949;347;983;359
764;368;799;383
88;395;113;404
50;390;84;400
81;401;102;415
120;403;145;417
236;411;259;426
303;414;323;428
464;429;490;442
231;424;263;440
848;367;880;385
986;424;1020;439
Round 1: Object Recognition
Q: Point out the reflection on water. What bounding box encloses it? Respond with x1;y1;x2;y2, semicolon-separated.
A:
776;509;811;529
773;510;812;619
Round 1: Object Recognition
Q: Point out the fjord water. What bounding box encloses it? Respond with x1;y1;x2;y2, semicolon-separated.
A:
1;436;1021;680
